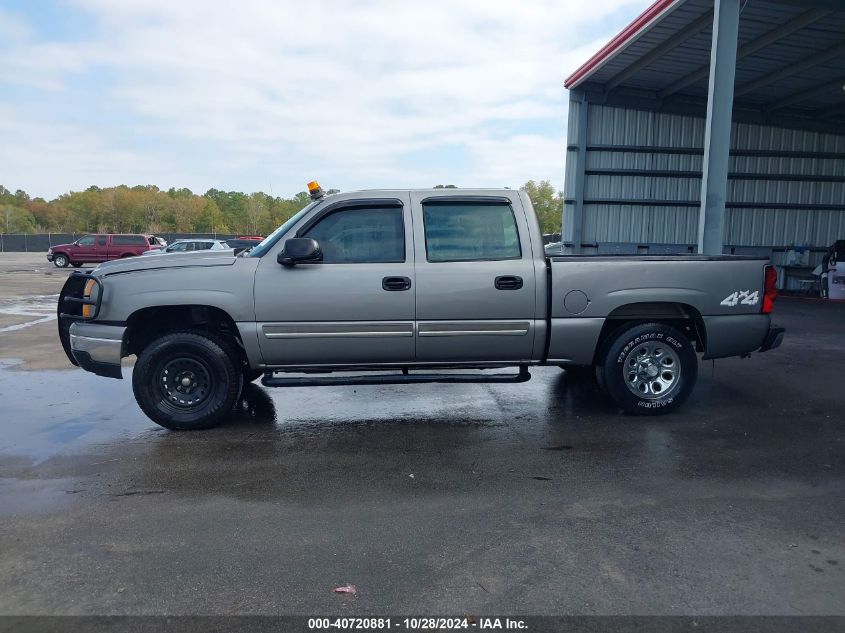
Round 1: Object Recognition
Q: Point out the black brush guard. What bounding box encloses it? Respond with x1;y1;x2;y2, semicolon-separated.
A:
57;271;103;367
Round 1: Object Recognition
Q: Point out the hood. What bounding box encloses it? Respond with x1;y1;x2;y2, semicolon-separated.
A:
93;249;238;276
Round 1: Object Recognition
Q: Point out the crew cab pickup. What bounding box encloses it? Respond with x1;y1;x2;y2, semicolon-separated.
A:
57;185;784;430
48;233;161;267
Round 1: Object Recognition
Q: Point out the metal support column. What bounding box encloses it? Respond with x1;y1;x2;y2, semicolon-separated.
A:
567;89;589;254
697;0;740;254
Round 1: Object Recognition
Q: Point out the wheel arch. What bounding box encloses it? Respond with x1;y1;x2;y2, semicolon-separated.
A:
124;304;246;362
593;302;706;365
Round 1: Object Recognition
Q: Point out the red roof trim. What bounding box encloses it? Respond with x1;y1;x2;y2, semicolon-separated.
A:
564;0;683;89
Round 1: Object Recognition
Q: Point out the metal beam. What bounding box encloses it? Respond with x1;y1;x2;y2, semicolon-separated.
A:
769;0;845;9
604;10;713;92
698;0;740;255
566;90;589;254
735;42;845;97
659;7;830;100
765;75;845;112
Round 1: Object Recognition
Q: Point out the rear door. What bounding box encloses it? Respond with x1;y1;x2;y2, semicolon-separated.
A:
109;234;142;258
411;192;537;363
253;194;416;367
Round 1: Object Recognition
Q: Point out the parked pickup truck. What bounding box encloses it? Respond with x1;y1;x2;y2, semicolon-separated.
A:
57;184;784;430
48;233;162;267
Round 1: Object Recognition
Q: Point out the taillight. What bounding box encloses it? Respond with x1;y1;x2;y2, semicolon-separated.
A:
762;265;777;314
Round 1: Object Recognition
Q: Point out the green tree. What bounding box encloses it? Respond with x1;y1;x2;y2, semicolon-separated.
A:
2;204;37;233
520;180;562;234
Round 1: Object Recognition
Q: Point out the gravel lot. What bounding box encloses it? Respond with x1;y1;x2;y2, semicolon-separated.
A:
0;253;843;616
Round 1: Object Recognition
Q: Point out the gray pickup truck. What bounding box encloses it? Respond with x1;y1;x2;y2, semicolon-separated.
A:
58;185;784;430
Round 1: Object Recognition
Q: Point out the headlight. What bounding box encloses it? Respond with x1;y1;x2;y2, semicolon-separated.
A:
82;279;98;319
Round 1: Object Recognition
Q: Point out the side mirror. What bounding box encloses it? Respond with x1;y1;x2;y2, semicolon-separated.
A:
278;238;322;266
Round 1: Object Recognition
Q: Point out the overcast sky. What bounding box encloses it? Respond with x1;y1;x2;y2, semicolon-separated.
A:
0;0;643;199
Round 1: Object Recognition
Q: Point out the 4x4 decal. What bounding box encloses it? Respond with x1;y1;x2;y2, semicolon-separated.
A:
720;290;759;307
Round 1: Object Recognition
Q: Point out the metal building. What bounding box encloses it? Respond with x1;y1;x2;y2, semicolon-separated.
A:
561;0;845;289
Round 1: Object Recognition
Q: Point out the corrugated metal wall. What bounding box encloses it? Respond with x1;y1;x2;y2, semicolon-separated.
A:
563;102;845;256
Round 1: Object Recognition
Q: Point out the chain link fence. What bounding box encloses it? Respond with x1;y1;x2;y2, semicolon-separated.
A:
0;233;241;252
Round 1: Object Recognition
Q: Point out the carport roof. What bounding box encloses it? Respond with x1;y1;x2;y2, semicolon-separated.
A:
564;0;845;125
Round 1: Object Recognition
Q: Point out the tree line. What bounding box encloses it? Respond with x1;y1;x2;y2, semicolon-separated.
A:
0;180;563;236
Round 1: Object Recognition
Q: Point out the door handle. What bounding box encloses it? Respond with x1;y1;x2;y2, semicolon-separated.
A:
494;275;523;290
382;276;412;291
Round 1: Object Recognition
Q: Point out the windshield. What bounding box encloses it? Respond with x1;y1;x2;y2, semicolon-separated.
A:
247;202;319;258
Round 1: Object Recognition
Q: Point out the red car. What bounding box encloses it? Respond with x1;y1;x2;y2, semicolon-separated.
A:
47;234;161;268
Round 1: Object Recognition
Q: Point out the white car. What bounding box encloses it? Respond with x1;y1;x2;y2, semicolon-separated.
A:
142;239;231;255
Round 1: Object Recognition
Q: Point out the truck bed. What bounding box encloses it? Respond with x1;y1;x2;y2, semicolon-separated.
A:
546;255;772;365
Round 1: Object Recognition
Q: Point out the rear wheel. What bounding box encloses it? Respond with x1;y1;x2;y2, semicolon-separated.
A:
132;331;242;430
53;254;69;268
598;322;697;415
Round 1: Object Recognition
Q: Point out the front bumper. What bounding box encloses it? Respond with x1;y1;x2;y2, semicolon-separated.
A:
46;253;54;262
758;325;785;353
68;322;126;379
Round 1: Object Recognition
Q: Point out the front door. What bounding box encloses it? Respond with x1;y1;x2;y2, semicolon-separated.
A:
74;235;107;263
254;194;415;367
411;192;538;363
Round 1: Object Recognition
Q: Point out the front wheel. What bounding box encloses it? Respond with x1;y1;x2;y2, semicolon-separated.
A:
598;322;698;415
132;331;242;430
53;254;69;268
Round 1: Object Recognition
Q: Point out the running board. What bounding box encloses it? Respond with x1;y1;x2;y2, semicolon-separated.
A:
261;365;531;388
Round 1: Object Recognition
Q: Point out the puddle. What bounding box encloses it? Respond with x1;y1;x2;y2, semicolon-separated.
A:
0;362;149;463
0;477;79;516
0;294;59;333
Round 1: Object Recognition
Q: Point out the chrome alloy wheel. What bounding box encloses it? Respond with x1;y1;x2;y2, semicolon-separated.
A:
622;341;681;399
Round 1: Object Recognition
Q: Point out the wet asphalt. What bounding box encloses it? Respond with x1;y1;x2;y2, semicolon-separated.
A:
0;297;843;616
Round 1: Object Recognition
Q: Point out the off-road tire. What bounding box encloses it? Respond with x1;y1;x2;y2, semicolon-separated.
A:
598;322;697;415
132;330;242;430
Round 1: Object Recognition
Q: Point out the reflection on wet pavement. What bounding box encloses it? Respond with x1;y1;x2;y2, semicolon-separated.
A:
0;297;844;615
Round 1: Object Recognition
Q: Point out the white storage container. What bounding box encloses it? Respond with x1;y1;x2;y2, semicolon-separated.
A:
829;262;845;300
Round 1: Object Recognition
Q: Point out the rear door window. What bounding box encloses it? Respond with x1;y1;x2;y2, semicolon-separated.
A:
422;201;521;262
97;235;108;246
113;235;146;246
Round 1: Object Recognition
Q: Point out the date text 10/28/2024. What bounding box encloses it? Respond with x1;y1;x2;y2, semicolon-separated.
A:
307;617;528;630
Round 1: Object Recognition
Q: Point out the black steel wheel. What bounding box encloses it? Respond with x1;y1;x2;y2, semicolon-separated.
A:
598;322;698;415
132;331;242;430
